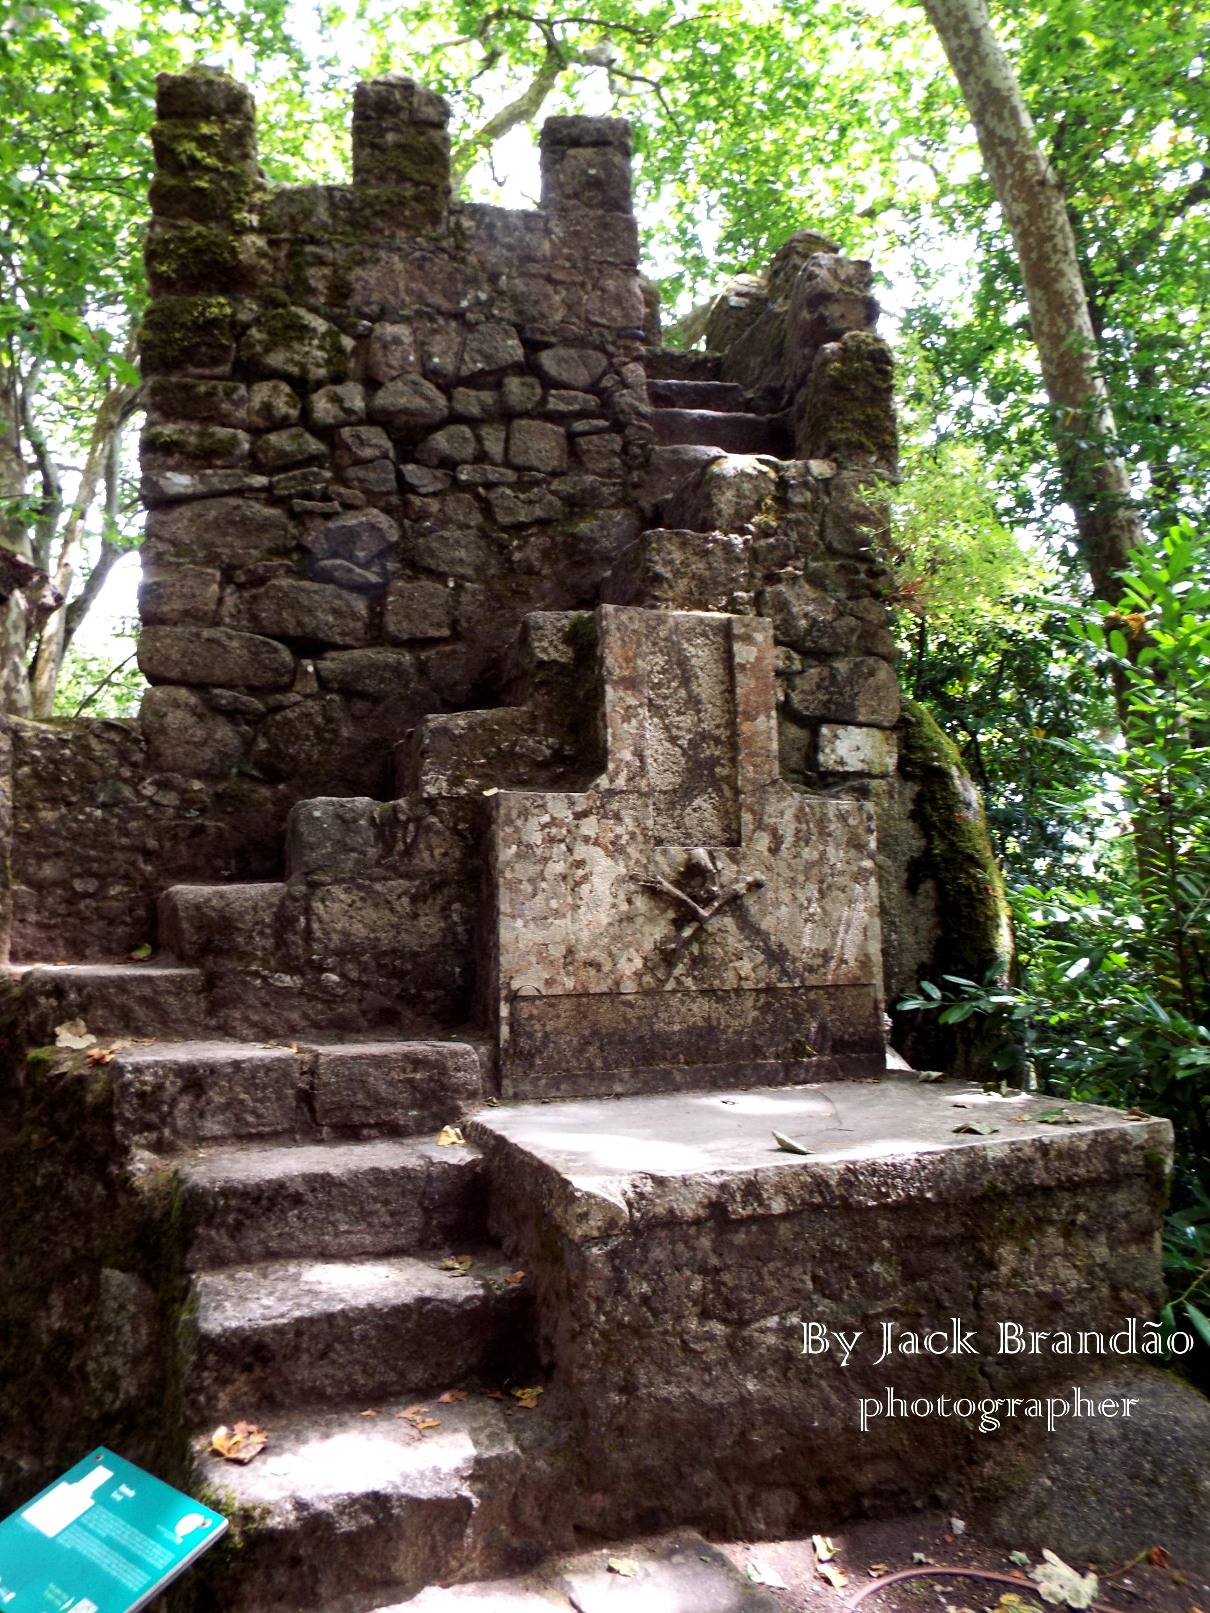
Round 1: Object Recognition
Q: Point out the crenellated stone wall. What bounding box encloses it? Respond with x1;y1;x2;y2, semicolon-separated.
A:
136;69;651;799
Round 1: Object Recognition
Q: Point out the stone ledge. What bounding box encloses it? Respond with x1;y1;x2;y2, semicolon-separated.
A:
469;1079;1172;1241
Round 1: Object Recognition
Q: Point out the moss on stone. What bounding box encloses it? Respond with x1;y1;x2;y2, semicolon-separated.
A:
145;222;253;295
149;171;261;231
899;696;1012;982
798;329;897;468
141;295;235;377
152;116;255;178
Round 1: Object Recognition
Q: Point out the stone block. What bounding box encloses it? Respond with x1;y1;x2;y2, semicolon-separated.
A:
138;625;295;688
501;375;543;414
143;496;291;567
158;880;284;969
534;346;608;390
334;424;393;465
139;685;244;776
506;418;567;472
315;647;417;701
674;453;778;532
140;293;236;377
141;465;270;505
757;577;855;655
155;67;256;121
817;723;898;775
541;136;633;213
239;306;354;386
142;378;248;428
370;373;450;428
140;422;250;468
384;577;454;642
785;655;900;728
248;694;350;781
302;506;398;565
450;388;499;420
573;431;622;473
485;486;563;526
138;561;221;626
415;425;478;467
309;380;367;427
823;467;892;555
471;1082;1171;1533
366;322;417;383
342;458;397;494
796;329;897;467
602;529;750;613
310;557;384;592
247;380;302;429
310;1041;481;1129
459;322;524;378
110;1042;306;1153
237;579;370;646
252;425;327;470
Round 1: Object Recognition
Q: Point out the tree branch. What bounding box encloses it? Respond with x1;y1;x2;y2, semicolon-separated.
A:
451;41;565;184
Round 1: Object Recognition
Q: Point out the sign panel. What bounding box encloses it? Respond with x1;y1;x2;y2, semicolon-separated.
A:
0;1448;227;1613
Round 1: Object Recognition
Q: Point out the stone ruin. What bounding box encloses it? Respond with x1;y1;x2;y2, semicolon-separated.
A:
0;66;1185;1610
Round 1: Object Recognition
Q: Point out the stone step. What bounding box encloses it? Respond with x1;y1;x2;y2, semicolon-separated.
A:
645;349;723;382
11;962;210;1044
111;1038;482;1155
190;1395;562;1613
647;378;749;412
399;1531;782;1611
652;407;789;455
187;1249;533;1418
634;443;726;521
158;882;287;970
179;1135;487;1269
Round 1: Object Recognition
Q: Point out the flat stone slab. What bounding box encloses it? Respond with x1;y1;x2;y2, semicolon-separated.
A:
469;1078;1172;1537
399;1531;780;1610
468;1077;1172;1240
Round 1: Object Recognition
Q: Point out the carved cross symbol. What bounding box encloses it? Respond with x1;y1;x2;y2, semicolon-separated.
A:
641;849;765;987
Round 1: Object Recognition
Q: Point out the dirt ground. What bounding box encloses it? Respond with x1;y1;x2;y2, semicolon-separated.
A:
715;1512;1210;1613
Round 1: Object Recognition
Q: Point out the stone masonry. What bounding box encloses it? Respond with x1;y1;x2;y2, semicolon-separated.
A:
0;66;1176;1613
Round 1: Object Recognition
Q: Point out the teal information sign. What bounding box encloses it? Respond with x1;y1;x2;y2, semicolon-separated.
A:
0;1448;227;1613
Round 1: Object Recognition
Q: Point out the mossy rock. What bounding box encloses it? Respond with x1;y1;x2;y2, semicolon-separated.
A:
894;697;1014;1075
140;295;236;378
151;116;257;178
238;306;353;386
798;328;897;468
145;221;267;296
149;171;262;231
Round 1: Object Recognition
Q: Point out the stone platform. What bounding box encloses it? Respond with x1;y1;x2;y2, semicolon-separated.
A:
470;1078;1171;1536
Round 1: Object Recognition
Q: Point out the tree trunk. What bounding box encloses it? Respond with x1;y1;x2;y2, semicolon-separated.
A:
0;370;33;716
28;382;135;719
919;0;1146;604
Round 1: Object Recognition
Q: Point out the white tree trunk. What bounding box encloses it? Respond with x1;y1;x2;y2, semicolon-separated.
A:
920;0;1145;601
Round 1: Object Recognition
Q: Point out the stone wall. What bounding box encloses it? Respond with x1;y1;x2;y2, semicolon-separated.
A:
137;69;649;797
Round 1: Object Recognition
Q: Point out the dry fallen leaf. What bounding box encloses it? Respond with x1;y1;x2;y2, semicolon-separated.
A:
54;1019;95;1051
773;1129;813;1155
1030;1550;1098;1609
913;1553;934;1566
397;1405;441;1431
504;1270;526;1284
818;1563;849;1590
129;942;152;962
441;1255;473;1275
360;1409;378;1417
436;1389;467;1404
211;1421;268;1463
484;1390;508;1401
869;1565;890;1578
1148;1547;1171;1569
746;1561;788;1589
950;1517;967;1536
1036;1109;1079;1126
607;1558;640;1578
954;1121;999;1135
813;1536;838;1562
512;1386;544;1409
436;1125;466;1147
86;1048;115;1067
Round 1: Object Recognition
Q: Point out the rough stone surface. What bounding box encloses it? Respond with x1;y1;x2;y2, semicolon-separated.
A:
139;625;295;688
472;1081;1171;1535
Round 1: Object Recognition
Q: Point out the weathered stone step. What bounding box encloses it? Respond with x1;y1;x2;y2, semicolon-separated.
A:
645;348;723;382
399;1531;781;1610
191;1395;560;1613
187;1249;533;1417
158;882;286;970
112;1038;482;1155
11;962;210;1044
652;406;788;455
647;378;749;412
635;442;726;521
179;1135;487;1269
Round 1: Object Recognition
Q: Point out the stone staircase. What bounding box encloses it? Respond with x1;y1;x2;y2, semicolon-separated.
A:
3;352;1173;1608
